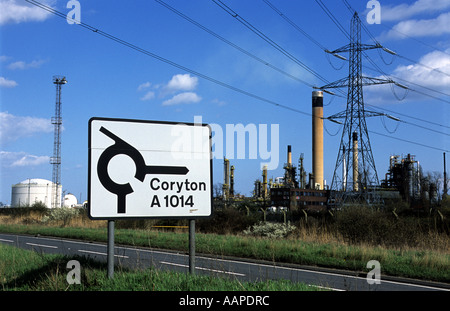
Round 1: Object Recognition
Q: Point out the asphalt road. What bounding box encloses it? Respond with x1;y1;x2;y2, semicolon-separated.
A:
0;233;448;291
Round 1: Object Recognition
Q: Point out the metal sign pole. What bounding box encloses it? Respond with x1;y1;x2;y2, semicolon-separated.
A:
189;219;195;275
107;220;115;279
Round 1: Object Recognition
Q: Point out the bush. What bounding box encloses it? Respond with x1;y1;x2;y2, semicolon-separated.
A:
243;221;297;239
41;207;80;227
196;208;259;234
335;205;392;245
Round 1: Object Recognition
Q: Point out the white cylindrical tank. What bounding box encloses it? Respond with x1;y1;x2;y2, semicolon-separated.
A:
63;193;78;207
11;178;62;208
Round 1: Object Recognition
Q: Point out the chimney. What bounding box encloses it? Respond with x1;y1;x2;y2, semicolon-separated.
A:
312;91;324;190
287;145;292;166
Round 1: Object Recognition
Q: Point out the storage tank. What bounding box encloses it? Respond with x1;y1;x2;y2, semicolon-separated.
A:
63;193;78;207
11;178;62;208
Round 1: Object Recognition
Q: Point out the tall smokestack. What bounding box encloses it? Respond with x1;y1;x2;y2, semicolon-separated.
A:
223;158;230;199
287;145;292;166
262;165;268;198
352;131;359;192
312;91;324;190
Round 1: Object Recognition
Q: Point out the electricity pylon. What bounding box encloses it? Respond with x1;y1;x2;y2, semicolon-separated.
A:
318;12;401;207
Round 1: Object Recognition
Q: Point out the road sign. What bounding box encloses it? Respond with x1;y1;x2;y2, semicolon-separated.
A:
88;117;212;219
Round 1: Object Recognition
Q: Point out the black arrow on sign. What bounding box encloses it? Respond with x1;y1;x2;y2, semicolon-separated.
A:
97;126;189;214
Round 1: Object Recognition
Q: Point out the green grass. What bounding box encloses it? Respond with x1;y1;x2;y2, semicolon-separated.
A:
1;223;449;283
1;223;450;283
0;243;320;291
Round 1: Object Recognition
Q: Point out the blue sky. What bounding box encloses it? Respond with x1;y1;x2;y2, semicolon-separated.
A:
1;0;449;204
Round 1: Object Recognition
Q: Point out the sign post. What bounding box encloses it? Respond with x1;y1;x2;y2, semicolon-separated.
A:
189;219;195;275
107;220;114;278
88;117;212;278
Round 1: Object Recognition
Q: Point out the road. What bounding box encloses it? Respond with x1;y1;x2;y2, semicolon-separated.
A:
0;233;448;291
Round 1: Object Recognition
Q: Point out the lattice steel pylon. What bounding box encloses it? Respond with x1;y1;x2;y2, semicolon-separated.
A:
50;75;67;208
318;13;397;207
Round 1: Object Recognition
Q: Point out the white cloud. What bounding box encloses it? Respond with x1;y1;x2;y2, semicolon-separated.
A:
165;74;198;93
393;50;450;89
162;92;202;106
212;98;227;106
138;74;202;105
0;76;18;88
365;49;450;103
0;112;53;144
140;91;155;101
7;59;46;70
0;151;49;167
0;0;54;25
0;55;11;62
137;81;151;91
385;12;450;39
381;0;450;22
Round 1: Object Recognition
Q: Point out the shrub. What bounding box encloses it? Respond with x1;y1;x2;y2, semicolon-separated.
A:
334;205;392;245
196;208;259;234
243;221;297;239
41;207;80;227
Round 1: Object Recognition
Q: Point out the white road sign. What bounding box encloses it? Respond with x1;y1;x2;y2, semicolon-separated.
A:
88;117;212;219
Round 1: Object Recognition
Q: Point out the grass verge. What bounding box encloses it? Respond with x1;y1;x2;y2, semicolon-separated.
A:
0;243;320;291
0;223;449;283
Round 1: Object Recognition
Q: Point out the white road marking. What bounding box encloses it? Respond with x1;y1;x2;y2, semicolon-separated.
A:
78;249;129;258
160;261;246;277
0;238;14;243
26;242;58;249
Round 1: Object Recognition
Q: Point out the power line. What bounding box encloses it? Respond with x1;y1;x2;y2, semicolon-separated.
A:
370;130;450;153
261;0;328;51
365;104;450;130
316;0;450;127
25;0;314;119
366;104;450;137
211;0;332;87
25;0;449;154
154;0;314;89
342;0;450;82
313;3;450;161
315;0;350;40
378;22;450;58
263;0;450;131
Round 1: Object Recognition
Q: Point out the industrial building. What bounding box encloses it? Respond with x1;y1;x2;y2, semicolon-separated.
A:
10;178;79;208
380;154;439;207
11;178;61;208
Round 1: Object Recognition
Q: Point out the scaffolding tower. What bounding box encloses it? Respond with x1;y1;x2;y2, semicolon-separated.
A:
50;75;67;208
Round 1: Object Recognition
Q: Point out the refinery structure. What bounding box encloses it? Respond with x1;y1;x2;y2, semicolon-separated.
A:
218;12;447;212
